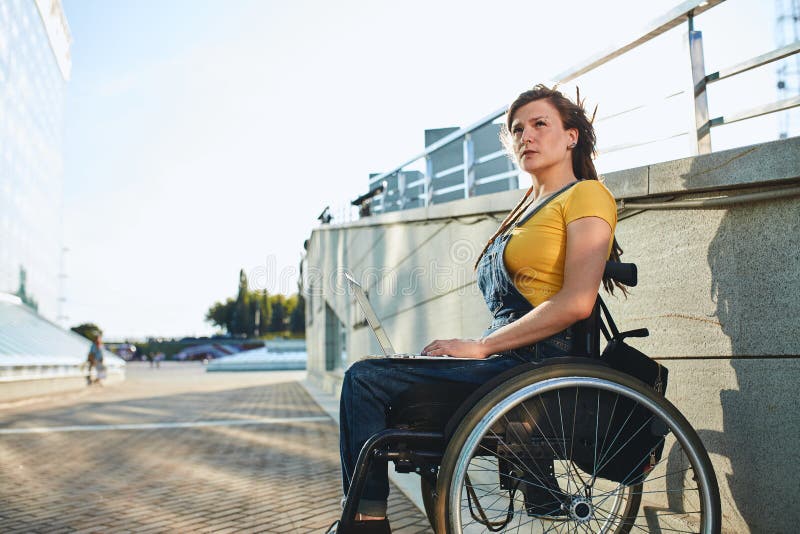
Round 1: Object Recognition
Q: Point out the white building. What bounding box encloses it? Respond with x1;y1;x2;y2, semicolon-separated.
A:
0;0;72;320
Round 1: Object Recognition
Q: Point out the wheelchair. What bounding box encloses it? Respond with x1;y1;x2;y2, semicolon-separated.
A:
336;263;722;533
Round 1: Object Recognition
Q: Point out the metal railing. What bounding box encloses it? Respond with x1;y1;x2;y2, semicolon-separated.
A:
324;0;799;224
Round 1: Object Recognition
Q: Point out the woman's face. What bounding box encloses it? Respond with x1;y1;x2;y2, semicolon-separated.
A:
510;98;577;177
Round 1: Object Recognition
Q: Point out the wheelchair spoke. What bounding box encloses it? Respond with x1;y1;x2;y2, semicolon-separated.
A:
473;442;556;496
566;387;590;492
464;454;564;510
501;414;572;494
633;487;701;496
493;507;567;534
626;463;692;487
556;391;569;483
486;426;569;505
588;481;627;508
596;392;620;476
593;393;640;474
506;395;575;513
593;389;601;483
595;414;657;478
519;400;571;467
463;482;514;526
628;520;701;534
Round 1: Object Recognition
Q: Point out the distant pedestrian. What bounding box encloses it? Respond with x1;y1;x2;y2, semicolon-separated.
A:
84;347;95;385
88;334;106;385
146;352;154;368
154;352;164;368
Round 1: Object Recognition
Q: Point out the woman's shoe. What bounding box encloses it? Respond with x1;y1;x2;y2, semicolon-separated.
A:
325;518;391;534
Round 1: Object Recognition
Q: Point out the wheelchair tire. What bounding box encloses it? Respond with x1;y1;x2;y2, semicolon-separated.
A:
434;363;720;533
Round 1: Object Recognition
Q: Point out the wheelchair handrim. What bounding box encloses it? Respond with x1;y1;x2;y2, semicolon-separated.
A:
448;373;718;533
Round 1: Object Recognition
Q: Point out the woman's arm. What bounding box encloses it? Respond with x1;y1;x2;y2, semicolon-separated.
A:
422;216;612;359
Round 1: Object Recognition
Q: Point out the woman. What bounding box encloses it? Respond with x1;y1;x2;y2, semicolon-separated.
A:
88;334;106;385
335;84;624;533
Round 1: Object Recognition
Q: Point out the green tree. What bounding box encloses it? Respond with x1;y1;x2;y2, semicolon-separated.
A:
230;269;252;336
257;289;271;336
205;271;308;337
269;294;287;333
205;298;235;332
71;323;102;341
289;293;305;333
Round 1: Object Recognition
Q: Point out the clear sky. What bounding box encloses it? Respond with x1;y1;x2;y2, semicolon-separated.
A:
59;0;785;339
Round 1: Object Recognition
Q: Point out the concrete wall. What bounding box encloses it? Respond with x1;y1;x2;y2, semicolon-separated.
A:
304;137;800;533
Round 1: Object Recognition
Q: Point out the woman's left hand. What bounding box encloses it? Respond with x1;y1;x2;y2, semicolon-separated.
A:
421;338;489;359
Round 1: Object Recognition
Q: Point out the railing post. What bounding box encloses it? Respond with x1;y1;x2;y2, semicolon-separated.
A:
685;12;711;154
397;172;406;210
376;180;387;213
462;133;475;199
424;155;433;207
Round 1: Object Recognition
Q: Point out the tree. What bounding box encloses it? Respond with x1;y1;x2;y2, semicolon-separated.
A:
289;293;305;333
71;323;102;341
230;269;252;336
205;271;307;337
258;290;271;336
205;298;235;332
269;294;287;333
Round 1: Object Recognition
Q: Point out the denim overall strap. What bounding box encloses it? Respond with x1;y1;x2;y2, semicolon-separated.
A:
476;181;581;361
514;180;579;228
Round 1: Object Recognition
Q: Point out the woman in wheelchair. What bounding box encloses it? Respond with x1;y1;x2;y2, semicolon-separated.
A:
331;85;720;533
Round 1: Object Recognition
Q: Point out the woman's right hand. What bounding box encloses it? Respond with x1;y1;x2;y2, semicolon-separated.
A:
421;338;490;359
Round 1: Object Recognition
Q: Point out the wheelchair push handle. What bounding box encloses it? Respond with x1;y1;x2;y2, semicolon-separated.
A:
604;261;637;287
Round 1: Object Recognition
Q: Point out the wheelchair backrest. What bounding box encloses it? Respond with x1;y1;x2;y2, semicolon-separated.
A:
571;261;638;359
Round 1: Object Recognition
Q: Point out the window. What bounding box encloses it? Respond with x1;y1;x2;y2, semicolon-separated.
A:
324;303;347;371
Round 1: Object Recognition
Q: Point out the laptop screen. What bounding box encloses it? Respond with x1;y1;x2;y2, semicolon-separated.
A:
344;272;396;356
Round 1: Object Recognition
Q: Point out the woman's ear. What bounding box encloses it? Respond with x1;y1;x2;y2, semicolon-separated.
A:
567;128;578;147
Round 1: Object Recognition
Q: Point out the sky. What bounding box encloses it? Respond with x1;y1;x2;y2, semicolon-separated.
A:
58;0;788;339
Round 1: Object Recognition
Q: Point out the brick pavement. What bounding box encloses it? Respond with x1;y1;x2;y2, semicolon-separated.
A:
0;363;433;533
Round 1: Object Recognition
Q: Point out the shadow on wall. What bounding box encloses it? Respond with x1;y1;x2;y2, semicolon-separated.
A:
700;179;799;529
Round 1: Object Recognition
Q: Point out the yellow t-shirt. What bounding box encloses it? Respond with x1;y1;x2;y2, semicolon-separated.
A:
503;180;617;306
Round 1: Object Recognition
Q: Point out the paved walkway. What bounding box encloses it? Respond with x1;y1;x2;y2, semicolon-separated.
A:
0;362;432;533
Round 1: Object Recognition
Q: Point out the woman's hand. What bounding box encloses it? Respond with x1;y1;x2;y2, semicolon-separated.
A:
421;338;490;359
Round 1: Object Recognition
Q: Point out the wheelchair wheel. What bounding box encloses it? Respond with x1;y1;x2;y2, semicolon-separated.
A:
435;364;720;533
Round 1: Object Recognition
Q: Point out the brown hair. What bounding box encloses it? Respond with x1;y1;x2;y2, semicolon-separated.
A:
476;84;626;295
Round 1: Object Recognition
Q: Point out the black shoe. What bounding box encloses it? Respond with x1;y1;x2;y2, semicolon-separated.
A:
328;518;391;534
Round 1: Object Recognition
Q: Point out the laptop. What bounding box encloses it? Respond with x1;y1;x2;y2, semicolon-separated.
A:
344;272;474;360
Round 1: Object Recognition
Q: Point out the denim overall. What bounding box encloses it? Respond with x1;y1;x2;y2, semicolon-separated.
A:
339;187;578;516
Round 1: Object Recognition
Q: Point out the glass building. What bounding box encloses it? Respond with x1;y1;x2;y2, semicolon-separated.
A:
0;0;71;321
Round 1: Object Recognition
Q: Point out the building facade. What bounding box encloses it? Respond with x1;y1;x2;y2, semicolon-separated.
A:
0;0;71;321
